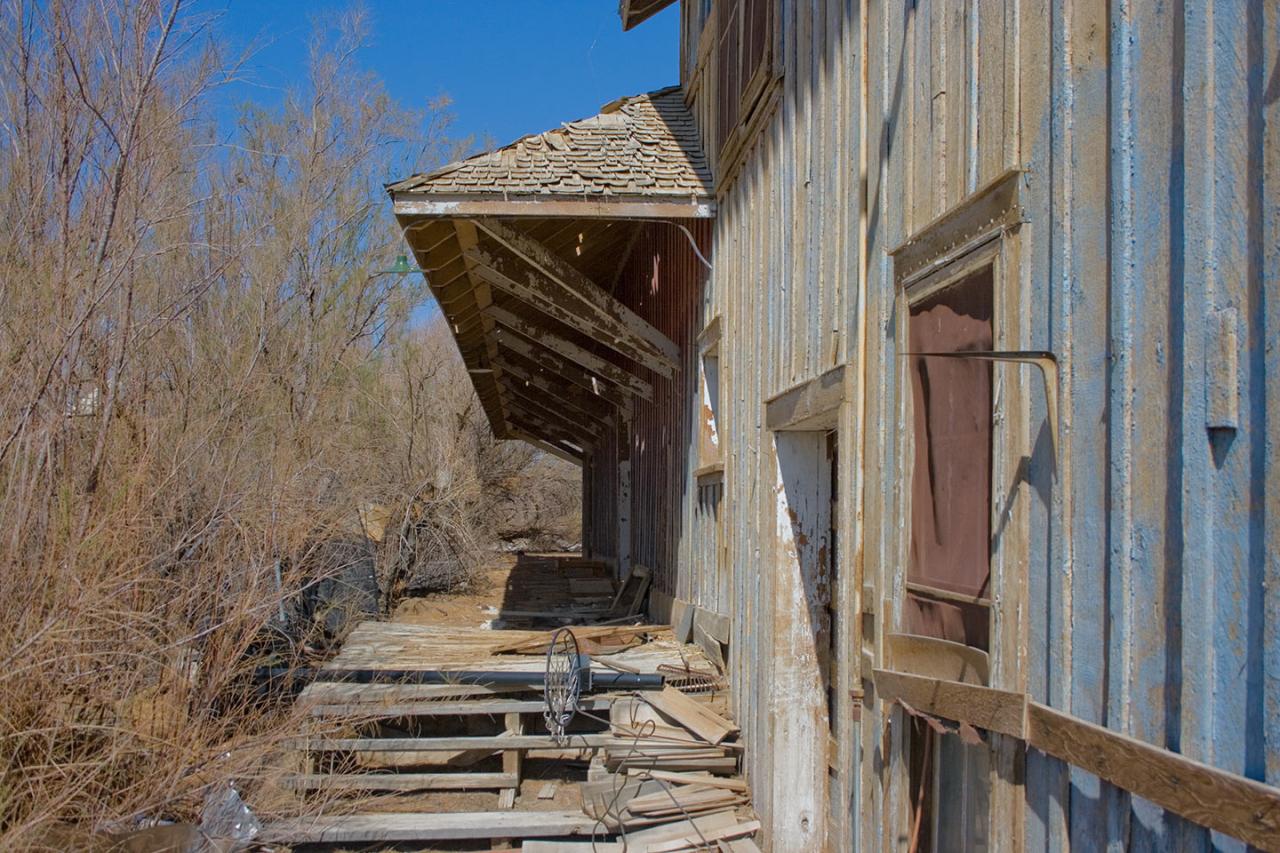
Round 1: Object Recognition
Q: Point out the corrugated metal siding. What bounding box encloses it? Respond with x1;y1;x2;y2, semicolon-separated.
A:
858;0;1280;849
665;0;1274;845
587;0;1277;848
678;0;864;832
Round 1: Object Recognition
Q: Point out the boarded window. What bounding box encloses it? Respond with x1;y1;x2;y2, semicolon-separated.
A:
715;0;772;154
906;267;993;650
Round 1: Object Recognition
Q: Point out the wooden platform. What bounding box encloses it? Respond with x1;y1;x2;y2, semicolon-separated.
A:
313;621;683;675
263;554;759;850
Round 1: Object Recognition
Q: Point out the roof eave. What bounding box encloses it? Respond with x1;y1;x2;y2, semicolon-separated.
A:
619;0;677;30
393;191;715;220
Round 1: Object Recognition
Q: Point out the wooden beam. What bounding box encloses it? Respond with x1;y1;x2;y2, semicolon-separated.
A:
308;696;613;718
298;734;617;752
261;810;604;845
871;669;1027;739
505;410;584;445
501;376;611;433
498;357;617;420
499;345;631;409
507;429;585;466
492;308;654;400
506;404;597;449
1026;702;1280;850
394;194;715;220
467;245;678;377
467;247;675;378
287;772;517;792
474;219;679;365
504;387;605;441
453;220;510;437
764;365;847;430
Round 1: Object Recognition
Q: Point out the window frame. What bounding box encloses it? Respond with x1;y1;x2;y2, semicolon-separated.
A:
713;0;781;190
888;169;1031;696
895;240;1013;853
886;169;1032;853
695;315;725;480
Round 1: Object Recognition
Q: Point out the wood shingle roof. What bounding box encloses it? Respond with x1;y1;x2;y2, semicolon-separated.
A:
388;87;711;201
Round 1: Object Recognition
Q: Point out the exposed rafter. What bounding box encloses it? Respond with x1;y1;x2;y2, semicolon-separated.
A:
452;220;511;436
489;307;654;401
497;343;631;411
463;229;676;377
498;356;618;420
475;219;679;363
506;405;596;451
506;428;584;466
504;383;606;441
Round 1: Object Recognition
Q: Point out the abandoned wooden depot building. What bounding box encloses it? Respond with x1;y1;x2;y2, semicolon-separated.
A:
388;1;1279;850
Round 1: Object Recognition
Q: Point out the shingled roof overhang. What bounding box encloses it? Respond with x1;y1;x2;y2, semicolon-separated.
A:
388;87;712;464
619;0;677;31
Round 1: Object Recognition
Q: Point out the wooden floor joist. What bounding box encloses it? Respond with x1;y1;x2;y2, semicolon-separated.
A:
261;810;602;844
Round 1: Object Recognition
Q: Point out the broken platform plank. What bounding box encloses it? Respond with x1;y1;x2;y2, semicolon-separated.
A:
261;810;601;844
646;687;738;745
625;769;749;792
621;810;741;844
644;819;761;853
296;733;616;752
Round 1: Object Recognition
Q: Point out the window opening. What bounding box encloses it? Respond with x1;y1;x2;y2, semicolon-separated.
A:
908;723;992;853
700;347;721;465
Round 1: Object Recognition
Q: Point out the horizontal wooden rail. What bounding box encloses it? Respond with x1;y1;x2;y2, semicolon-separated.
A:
872;669;1280;849
1026;702;1280;850
872;669;1025;738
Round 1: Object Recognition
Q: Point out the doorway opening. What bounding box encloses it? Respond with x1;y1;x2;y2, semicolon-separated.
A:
770;427;840;850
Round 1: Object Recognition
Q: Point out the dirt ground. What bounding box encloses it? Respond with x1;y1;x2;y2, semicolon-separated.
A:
391;557;516;629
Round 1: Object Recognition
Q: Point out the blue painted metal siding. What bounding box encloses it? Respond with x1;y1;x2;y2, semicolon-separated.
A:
656;0;1280;848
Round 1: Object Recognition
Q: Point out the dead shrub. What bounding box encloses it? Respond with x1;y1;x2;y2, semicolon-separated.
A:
0;1;577;844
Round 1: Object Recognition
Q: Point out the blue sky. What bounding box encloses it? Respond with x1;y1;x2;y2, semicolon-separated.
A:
214;1;680;158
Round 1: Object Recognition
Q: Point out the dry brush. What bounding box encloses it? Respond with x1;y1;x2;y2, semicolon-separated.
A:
0;1;578;845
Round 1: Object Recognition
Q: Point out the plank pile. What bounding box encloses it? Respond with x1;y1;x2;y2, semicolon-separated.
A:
568;685;759;848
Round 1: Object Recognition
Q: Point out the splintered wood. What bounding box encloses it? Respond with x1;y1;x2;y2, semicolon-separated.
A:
264;554;758;850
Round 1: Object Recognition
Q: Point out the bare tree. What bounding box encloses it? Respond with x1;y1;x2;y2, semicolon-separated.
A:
0;1;578;842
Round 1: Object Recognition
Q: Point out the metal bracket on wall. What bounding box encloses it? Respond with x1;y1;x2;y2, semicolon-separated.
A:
901;350;1059;473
